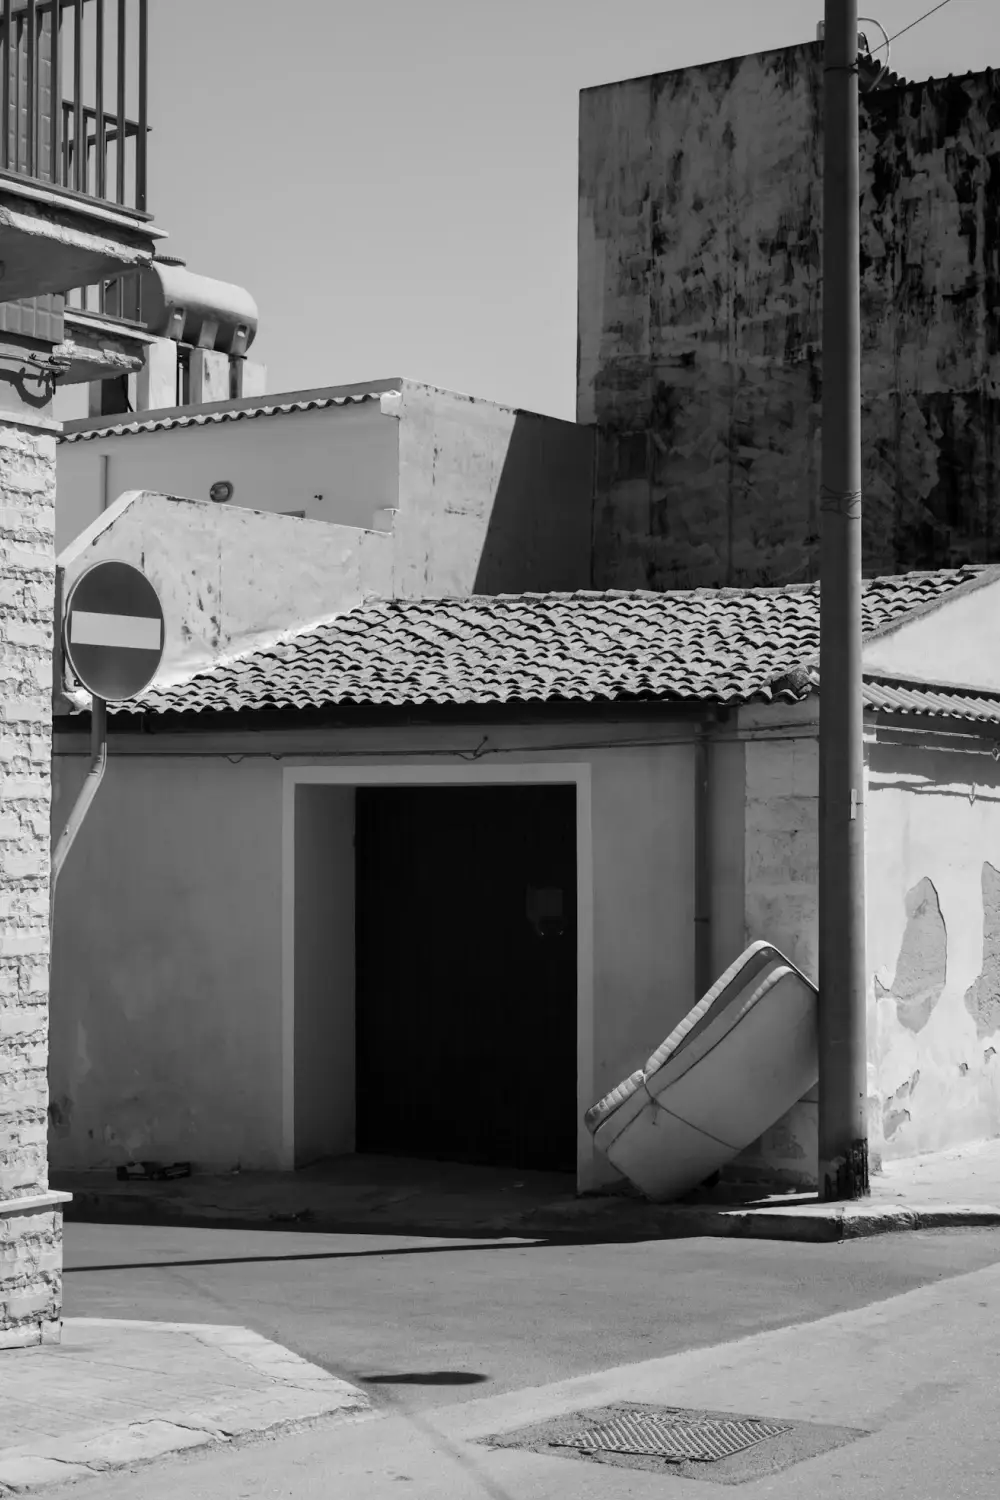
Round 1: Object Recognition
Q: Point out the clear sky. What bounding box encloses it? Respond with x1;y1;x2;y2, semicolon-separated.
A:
145;0;996;420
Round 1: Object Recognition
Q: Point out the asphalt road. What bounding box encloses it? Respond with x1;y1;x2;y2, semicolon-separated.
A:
64;1220;1000;1413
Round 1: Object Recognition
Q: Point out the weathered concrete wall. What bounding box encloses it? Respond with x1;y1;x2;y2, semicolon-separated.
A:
56;490;394;693
55;396;401;552
867;735;1000;1163
0;418;64;1347
580;44;1000;589
393;381;594;596
49;754;285;1173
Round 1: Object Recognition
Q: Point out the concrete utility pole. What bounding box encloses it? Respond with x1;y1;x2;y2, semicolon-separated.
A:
818;0;870;1200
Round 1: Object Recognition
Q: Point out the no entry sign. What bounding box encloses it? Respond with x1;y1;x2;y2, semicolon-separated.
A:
63;561;165;702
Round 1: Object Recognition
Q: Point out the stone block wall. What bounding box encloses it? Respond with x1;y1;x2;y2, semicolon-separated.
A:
0;1203;62;1349
731;721;821;1190
0;418;61;1347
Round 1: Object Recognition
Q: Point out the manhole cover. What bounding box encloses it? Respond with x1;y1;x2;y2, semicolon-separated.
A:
553;1410;790;1464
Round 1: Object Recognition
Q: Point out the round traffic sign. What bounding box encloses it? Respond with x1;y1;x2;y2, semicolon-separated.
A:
63;561;165;702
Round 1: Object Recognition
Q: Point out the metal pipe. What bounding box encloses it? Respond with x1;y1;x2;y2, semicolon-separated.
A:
2;0;11;172
48;0;60;184
72;0;82;190
100;450;110;509
115;0;124;202
694;724;712;1002
95;0;104;196
818;0;870;1201
50;696;107;941
26;0;36;176
136;0;146;211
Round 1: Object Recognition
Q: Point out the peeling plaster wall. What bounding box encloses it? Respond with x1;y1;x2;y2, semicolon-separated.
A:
580;44;1000;589
56;490;393;687
867;736;1000;1162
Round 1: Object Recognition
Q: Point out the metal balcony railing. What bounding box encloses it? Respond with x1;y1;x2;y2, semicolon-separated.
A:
1;0;148;214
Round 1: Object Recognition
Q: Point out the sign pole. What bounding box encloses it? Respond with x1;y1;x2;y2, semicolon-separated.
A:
51;558;165;940
50;696;107;937
818;0;870;1200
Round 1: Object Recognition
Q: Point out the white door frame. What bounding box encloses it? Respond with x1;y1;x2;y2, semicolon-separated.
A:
281;761;595;1184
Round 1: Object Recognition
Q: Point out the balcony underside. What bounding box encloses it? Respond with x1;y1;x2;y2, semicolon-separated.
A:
0;175;162;303
54;307;153;384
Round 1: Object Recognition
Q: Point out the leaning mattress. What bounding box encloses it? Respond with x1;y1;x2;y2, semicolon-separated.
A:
585;941;818;1203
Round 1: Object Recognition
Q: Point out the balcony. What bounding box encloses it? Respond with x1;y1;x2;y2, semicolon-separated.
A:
0;0;162;312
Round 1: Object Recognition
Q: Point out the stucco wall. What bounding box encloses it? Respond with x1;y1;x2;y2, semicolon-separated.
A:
864;574;1000;690
580;44;1000;589
49;754;285;1172
294;785;355;1167
589;743;698;1105
393;381;594;596
56;490;393;690
50;718;742;1187
55;397;400;553
867;734;1000;1163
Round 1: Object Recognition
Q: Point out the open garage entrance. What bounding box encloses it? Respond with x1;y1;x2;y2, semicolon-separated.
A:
355;784;578;1171
290;775;581;1176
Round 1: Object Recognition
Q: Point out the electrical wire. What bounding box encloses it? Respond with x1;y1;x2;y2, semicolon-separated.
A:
872;0;953;52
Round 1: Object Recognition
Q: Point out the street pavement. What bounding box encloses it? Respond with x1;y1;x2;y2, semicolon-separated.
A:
41;1224;1000;1499
61;1219;1000;1412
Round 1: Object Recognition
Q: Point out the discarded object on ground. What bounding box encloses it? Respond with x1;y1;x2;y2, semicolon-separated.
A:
116;1161;192;1182
585;942;817;1202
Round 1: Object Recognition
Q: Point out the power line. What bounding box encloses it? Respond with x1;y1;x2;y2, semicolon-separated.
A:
872;0;954;53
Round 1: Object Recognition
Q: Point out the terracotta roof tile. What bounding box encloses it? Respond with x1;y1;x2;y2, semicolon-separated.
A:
135;567;989;717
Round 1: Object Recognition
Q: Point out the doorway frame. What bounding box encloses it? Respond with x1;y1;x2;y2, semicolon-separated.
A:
281;762;595;1186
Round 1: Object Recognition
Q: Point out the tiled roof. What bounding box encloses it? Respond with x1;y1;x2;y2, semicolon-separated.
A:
58;389;399;444
135;567;989;718
862;675;1000;724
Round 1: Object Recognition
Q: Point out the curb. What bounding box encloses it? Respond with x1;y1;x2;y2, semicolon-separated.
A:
529;1200;1000;1243
60;1186;1000;1244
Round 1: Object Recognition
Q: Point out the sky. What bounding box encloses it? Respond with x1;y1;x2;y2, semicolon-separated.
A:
141;0;996;421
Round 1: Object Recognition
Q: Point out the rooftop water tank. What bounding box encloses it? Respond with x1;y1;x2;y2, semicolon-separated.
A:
139;262;259;356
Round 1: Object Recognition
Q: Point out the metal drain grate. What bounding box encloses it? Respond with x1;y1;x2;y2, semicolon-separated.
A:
553;1410;791;1464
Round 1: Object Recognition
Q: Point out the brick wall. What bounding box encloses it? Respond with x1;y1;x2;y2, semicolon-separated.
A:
0;419;60;1346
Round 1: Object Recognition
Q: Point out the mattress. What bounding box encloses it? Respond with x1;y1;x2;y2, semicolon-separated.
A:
585;941;818;1202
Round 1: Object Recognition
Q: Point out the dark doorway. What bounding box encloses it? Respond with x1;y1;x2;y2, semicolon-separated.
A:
355;784;577;1172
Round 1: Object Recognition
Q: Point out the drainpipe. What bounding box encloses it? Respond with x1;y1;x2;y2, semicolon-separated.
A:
100;452;110;512
694;722;713;1001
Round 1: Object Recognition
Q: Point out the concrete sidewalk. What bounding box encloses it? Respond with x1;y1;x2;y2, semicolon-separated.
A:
52;1137;1000;1243
0;1317;371;1493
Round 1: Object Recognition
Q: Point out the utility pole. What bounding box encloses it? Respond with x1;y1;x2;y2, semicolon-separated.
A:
818;0;870;1200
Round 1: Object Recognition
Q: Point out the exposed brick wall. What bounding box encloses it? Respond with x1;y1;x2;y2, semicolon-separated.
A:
0;420;58;1345
579;44;1000;589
